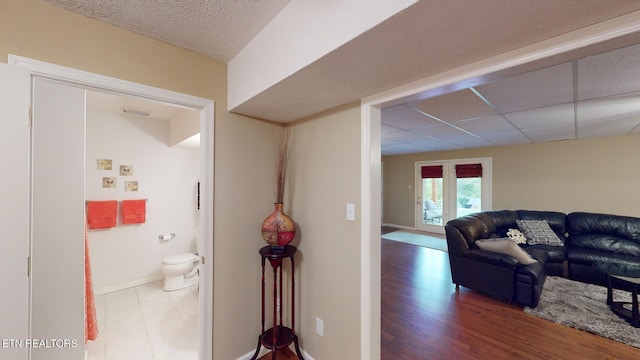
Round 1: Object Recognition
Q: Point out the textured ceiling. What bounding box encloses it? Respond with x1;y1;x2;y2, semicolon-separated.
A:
43;0;290;61
43;0;640;155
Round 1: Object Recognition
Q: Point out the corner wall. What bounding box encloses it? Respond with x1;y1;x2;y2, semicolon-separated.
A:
383;134;640;227
288;104;362;359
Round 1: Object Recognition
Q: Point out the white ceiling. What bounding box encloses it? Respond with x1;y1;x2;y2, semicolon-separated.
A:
42;0;291;62
86;91;201;150
381;43;640;154
43;1;640;155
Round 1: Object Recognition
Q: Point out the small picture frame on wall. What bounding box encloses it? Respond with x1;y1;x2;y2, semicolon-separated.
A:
125;181;139;192
120;165;133;176
97;159;112;170
102;177;117;188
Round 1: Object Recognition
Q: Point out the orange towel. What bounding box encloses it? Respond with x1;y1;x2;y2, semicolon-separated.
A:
85;225;98;342
122;199;146;224
86;200;117;229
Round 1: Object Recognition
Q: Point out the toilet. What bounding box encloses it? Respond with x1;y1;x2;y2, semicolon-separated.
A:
161;253;200;291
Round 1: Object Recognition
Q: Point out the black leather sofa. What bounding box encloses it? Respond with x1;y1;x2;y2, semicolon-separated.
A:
445;210;640;308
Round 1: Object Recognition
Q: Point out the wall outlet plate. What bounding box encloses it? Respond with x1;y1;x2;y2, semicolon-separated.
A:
316;317;324;337
346;203;355;221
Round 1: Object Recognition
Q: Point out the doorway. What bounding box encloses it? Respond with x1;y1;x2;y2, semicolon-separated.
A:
10;55;214;360
360;15;640;359
85;89;202;359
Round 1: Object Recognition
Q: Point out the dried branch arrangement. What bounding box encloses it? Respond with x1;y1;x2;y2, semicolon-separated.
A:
274;127;292;204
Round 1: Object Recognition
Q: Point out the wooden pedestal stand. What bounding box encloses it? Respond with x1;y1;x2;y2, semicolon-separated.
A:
250;245;304;360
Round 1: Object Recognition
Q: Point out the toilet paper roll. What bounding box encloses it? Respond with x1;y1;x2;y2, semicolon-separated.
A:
159;233;175;241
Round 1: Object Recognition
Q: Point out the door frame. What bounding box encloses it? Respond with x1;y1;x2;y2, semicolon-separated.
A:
9;55;215;360
360;13;640;360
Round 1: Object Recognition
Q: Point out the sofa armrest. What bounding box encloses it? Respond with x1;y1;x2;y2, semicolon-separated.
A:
466;249;520;269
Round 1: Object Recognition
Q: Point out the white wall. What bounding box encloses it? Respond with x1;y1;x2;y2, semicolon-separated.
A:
86;103;200;292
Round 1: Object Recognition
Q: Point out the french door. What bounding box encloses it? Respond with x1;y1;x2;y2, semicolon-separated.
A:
415;158;492;233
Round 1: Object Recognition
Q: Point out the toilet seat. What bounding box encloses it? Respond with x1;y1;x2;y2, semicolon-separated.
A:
162;253;198;265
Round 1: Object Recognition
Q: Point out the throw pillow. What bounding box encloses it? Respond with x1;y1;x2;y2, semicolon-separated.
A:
476;238;537;265
507;228;527;244
516;219;564;246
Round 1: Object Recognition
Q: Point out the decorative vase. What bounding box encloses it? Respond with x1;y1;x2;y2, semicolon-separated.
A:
261;203;296;248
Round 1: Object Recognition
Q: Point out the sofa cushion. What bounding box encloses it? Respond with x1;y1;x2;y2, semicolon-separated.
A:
476;238;537;265
567;247;640;266
567;233;640;257
483;210;519;237
447;213;496;244
567;212;640;242
523;244;566;263
517;219;565;246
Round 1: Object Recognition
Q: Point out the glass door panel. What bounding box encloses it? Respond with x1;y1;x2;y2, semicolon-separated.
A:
416;162;449;233
455;177;482;218
422;177;443;226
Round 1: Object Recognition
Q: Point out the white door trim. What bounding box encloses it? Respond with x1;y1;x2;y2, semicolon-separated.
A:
360;12;640;360
9;54;214;360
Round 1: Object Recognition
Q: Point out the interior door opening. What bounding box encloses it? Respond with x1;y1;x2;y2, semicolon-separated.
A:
11;55;214;360
84;89;203;360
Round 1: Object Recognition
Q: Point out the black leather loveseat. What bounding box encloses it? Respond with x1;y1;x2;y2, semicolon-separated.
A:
445;210;640;308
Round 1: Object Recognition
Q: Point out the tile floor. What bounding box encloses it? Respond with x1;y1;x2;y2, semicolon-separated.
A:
85;281;199;360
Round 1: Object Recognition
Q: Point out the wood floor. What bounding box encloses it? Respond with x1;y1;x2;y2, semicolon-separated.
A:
381;237;640;359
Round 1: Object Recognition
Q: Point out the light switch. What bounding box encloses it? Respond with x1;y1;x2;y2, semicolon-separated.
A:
346;203;355;221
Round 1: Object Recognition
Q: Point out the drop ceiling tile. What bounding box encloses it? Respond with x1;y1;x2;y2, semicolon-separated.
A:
504;103;574;129
409;142;443;153
479;130;531;146
521;124;575;142
381;123;404;135
381;144;412;155
381;137;405;146
474;62;574;113
409;89;497;122
412;124;469;139
577;43;640;101
454;115;517;135
443;135;494;148
576;92;640;123
382;130;431;143
382;143;431;155
578;116;640;138
382;104;441;129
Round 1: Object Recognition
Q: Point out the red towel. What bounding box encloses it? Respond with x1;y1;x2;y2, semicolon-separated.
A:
122;199;146;224
86;200;117;229
84;225;98;342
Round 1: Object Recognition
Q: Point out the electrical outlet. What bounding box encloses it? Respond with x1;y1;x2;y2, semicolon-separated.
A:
316;317;324;337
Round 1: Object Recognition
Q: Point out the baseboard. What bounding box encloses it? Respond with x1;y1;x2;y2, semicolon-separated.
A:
382;223;415;230
94;274;164;295
236;347;315;360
